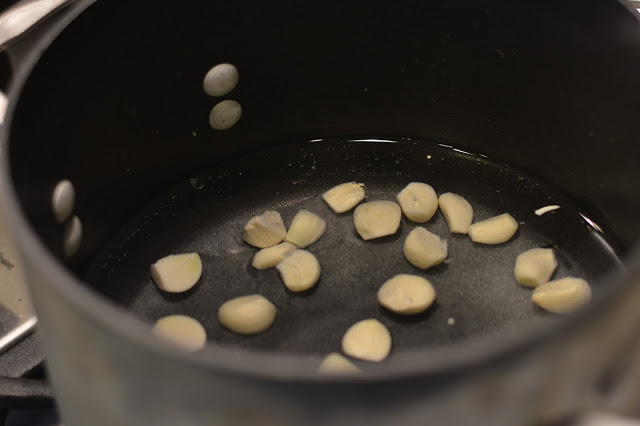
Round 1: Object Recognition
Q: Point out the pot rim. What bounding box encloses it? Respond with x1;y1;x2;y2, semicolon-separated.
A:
1;0;640;384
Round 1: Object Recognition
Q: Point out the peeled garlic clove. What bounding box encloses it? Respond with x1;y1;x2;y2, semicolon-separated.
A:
243;211;287;248
438;192;474;234
218;294;277;335
353;201;402;240
468;213;518;244
285;209;326;248
151;253;202;293
322;182;366;213
396;182;438;223
531;278;591;314
514;248;557;287
342;318;391;362
276;249;321;292
152;315;207;352
318;353;361;375
378;274;436;315
252;242;297;270
403;227;447;270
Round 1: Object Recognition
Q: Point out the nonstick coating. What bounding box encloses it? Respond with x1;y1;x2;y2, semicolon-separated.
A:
85;138;621;361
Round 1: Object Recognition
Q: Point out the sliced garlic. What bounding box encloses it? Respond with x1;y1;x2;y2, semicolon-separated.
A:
403;227;448;270
322;182;366;213
285;209;326;248
243;210;287;248
468;213;518;244
353;200;402;240
531;278;591;314
318;353;361;375
218;294;277;335
151;253;202;293
514;248;557;287
342;319;391;362
377;274;436;315
276;249;321;292
152;315;207;352
438;192;474;234
252;242;297;270
396;182;438;223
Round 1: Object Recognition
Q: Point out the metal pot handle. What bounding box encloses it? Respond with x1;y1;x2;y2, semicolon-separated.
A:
0;0;76;410
0;0;75;124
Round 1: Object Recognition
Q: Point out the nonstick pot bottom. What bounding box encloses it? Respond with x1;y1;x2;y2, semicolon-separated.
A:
85;137;622;360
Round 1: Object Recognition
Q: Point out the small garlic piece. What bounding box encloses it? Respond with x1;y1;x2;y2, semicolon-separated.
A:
243;211;287;248
252;242;297;270
276;249;321;292
152;315;207;352
342;319;391;362
438;192;474;234
322;182;366;213
514;248;557;287
468;213;518;244
378;274;436;315
218;294;277;335
151;253;202;293
353;201;402;240
403;227;447;269
285;209;326;248
531;278;591;314
318;353;361;375
396;182;438;223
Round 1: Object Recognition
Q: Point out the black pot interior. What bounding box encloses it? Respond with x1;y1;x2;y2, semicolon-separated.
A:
6;0;640;364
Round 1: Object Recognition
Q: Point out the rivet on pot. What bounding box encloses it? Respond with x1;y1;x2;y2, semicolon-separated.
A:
209;100;242;130
51;179;75;223
203;63;239;97
64;215;82;257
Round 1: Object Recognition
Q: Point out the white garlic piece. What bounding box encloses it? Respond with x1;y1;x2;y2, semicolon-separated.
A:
468;213;518;244
252;242;297;270
403;227;447;270
378;274;436;315
151;253;202;293
531;278;591;314
396;182;438;223
318;353;361;375
322;182;366;213
341;319;392;362
243;211;287;248
353;201;402;240
514;248;557;287
218;294;277;335
276;249;321;292
152;315;207;352
285;209;326;248
438;192;474;234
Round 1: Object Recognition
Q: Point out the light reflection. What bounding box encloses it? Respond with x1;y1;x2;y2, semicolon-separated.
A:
308;139;324;143
349;139;398;143
579;212;604;234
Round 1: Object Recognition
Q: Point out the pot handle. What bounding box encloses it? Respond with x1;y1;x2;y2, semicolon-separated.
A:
0;0;74;50
0;0;75;124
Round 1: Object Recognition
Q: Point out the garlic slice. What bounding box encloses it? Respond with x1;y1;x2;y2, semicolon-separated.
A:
243;211;287;248
341;319;392;362
396;182;438;223
152;315;207;352
438;192;474;234
218;294;277;335
151;253;202;293
318;353;361;375
353;201;402;240
252;242;297;270
468;213;518;244
285;209;326;248
403;227;447;270
514;248;557;287
531;278;591;314
322;182;366;213
276;249;321;292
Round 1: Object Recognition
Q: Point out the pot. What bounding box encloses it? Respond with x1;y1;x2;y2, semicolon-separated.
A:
2;0;640;425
